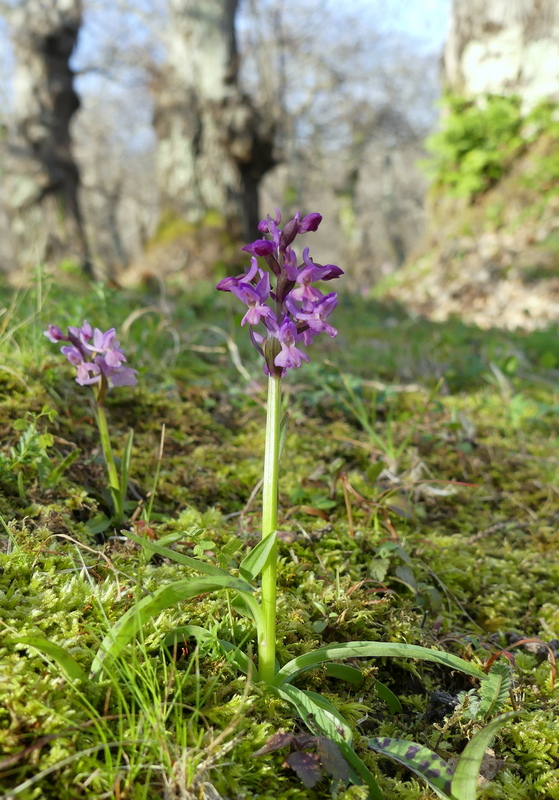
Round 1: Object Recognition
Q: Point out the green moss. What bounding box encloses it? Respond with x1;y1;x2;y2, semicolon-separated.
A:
2;279;559;798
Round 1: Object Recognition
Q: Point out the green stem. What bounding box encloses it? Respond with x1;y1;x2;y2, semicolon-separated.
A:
259;373;282;684
95;400;123;522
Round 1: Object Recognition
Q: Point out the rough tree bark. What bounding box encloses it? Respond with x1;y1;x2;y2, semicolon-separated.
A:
152;0;275;241
1;0;89;272
444;0;559;108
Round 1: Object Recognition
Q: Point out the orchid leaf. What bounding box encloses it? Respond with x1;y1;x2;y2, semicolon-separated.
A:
273;684;384;800
368;737;456;800
90;574;252;677
218;638;258;679
12;637;87;683
325;662;364;686
239;531;277;582
162;624;211;651
123;529;228;577
374;680;403;714
274;684;384;800
451;711;519;800
231;591;265;630
86;513;111;535
271;641;486;687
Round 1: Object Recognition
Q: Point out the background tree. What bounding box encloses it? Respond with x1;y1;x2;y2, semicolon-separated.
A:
444;0;559;107
1;0;90;272
0;0;447;283
152;0;275;241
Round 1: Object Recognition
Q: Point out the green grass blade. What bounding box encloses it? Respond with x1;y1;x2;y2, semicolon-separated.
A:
119;429;134;501
90;574;252;678
12;636;87;683
451;711;519;800
271;641;486;687
279;411;289;460
239;531;277;581
275;684;384;800
123;528;228;577
368;737;456;800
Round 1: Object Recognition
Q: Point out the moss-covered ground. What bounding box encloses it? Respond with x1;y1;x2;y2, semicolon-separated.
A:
0;273;558;799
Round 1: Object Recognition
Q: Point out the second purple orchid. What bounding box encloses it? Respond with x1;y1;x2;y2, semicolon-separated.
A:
217;209;343;375
45;321;138;390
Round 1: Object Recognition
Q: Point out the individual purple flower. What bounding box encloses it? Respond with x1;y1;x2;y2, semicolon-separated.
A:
298;213;322;233
82;327;128;369
100;362;138;386
286;247;340;303
231;274;276;328
289;292;339;345
241;239;276;258
216;258;260;293
273;318;310;372
68;320;93;347
44;324;69;343
257;208;282;234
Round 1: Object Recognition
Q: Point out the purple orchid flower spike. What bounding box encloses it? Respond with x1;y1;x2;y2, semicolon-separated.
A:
45;319;138;391
216;209;343;375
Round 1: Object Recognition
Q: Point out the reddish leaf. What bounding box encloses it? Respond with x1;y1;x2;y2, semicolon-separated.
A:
253;731;295;756
317;738;350;783
285;751;322;788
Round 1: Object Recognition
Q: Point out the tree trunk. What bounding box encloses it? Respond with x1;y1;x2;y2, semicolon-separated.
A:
444;0;559;107
1;0;89;272
153;0;275;241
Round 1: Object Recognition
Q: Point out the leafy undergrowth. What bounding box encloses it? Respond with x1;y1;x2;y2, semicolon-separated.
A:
1;273;558;799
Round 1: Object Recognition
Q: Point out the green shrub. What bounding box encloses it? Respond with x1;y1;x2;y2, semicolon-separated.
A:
423;94;559;199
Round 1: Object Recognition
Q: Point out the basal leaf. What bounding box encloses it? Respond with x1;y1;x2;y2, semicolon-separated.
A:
272;641;486;687
231;591;265;630
374;680;403;714
368;736;456;800
239;531;277;582
12;637;87;683
274;684;384;800
123;529;228;577
451;711;519;800
90;575;252;678
325;662;364;686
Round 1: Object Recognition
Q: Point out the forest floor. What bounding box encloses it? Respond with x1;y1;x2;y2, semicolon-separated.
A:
0;271;558;800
